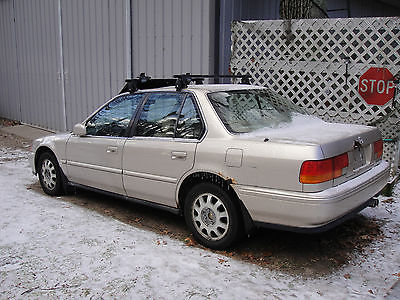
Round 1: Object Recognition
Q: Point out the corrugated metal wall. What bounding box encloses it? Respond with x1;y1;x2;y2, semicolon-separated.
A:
131;0;215;78
0;1;20;121
1;0;213;130
61;0;127;129
0;0;128;131
14;0;64;130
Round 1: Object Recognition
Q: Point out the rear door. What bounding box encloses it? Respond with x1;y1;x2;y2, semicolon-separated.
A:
66;93;143;194
122;93;204;207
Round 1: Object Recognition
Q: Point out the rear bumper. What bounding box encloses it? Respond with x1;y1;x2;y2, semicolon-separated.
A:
254;197;379;233
234;160;390;229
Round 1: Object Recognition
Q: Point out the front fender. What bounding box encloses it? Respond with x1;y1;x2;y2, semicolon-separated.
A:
32;133;71;174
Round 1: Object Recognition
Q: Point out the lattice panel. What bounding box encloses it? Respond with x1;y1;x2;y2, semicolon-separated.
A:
384;139;400;177
231;17;400;172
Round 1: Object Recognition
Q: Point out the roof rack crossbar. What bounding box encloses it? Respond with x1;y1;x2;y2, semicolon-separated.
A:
173;73;250;91
180;74;249;79
119;73;252;93
119;73;176;94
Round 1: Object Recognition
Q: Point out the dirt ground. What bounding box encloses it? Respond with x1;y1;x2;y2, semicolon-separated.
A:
0;118;387;278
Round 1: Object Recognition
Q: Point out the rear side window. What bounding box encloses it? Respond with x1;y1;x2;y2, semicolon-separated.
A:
135;93;185;137
135;93;204;139
86;94;143;137
176;95;203;139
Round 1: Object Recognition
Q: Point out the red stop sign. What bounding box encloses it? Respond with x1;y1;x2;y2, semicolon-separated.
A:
358;67;395;105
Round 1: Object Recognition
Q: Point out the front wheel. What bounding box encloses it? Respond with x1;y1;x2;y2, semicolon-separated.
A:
184;183;241;249
38;152;64;196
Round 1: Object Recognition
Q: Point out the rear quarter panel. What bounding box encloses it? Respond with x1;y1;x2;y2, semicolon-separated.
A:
194;137;324;192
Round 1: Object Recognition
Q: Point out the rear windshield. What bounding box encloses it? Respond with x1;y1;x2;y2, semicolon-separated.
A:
207;89;307;133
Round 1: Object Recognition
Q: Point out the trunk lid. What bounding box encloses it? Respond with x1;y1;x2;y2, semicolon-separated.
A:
239;115;382;181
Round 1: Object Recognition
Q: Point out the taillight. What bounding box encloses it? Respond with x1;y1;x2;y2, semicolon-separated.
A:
333;153;349;178
373;139;383;160
300;153;349;184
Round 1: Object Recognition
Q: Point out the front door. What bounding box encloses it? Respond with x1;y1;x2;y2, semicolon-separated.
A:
66;93;143;194
122;92;204;207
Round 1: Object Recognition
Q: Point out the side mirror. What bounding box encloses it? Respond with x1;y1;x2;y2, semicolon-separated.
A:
73;123;87;136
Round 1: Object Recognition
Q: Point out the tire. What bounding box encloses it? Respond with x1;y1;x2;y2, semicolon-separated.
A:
37;152;64;196
184;182;241;249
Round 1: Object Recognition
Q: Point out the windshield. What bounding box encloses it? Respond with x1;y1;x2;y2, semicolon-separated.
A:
207;89;307;133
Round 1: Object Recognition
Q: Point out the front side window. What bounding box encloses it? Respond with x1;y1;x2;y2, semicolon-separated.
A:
86;94;143;136
207;89;307;133
135;93;185;137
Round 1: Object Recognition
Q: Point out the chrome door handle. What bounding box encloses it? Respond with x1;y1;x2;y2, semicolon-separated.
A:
106;146;118;154
171;151;187;160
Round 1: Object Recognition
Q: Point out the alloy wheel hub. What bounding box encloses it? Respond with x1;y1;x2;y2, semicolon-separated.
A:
200;207;216;226
192;193;230;241
41;159;56;190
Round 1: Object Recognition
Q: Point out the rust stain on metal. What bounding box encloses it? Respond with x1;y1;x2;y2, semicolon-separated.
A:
229;177;238;184
217;172;238;185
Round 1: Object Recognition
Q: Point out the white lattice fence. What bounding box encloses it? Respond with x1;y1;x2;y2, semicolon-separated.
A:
231;17;400;175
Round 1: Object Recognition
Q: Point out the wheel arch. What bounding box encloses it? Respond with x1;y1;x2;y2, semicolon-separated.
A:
177;171;255;234
35;145;70;194
34;146;57;173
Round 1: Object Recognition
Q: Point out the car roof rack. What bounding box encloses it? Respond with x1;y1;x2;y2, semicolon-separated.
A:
119;73;176;94
174;73;251;91
120;73;251;94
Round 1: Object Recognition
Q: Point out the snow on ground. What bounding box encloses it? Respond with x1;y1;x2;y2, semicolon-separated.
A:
0;148;399;299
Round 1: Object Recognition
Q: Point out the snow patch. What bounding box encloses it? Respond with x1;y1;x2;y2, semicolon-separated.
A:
0;148;399;299
239;114;374;144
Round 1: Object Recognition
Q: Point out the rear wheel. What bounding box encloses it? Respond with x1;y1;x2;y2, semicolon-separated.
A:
38;152;64;196
184;183;241;249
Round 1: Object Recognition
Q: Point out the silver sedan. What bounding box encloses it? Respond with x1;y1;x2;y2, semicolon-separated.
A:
30;81;390;249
